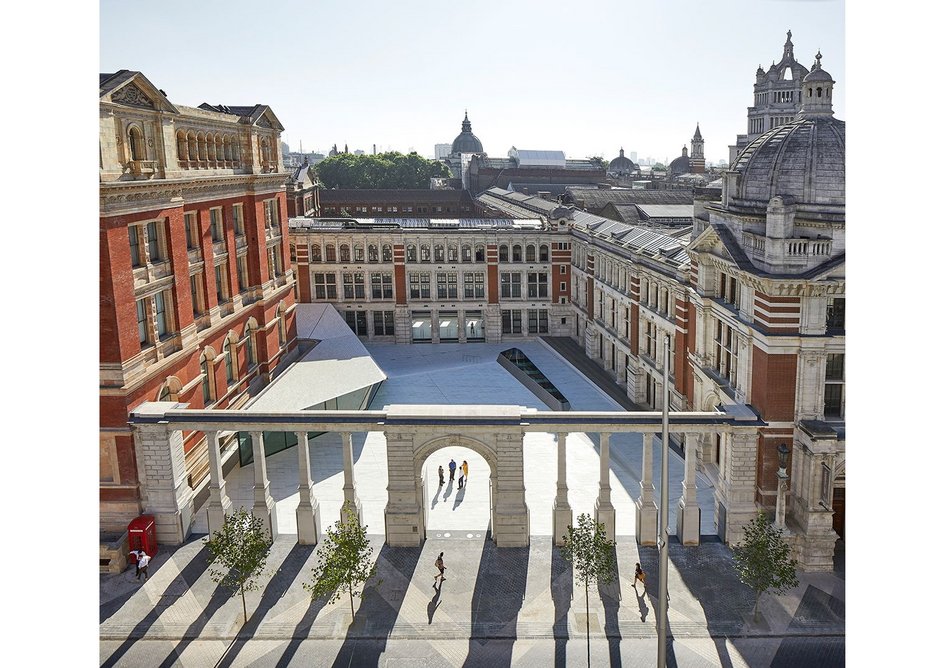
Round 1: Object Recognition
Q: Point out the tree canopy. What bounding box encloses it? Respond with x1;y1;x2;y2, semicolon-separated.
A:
315;151;451;189
204;508;273;623
732;512;799;621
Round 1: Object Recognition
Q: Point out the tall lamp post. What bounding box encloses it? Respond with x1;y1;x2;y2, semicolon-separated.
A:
774;443;791;532
656;336;671;668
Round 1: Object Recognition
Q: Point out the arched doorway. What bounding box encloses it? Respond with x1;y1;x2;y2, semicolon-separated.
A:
417;439;494;540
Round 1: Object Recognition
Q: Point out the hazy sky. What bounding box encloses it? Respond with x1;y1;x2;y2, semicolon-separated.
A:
100;0;844;163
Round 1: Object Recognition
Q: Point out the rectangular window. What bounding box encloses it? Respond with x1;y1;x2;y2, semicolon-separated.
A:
343;272;365;299
718;272;739;308
501;309;523;334
820;464;832;508
436;272;458;299
215;264;228;303
374;310;395;336
314;273;337;299
128;225;142;267
210;208;224;242
146;221;162;262
136;299;148;344
826;297;845;333
154;291;168;338
527;272;548;299
236;256;249;293
528;309;549;334
500;272;522;298
371;272;393;299
264;199;279;228
184;213;199;250
560;265;567;274
714;319;738;386
232;204;245;236
344;310;367;335
824;353;845;418
464;272;485;299
409;272;430;299
190;273;204;316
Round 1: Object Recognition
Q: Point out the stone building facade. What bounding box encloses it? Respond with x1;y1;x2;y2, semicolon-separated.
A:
99;71;299;536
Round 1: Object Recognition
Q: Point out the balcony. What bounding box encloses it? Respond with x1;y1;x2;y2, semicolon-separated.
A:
129;160;158;178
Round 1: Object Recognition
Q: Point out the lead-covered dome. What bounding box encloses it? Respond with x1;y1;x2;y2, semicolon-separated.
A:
608;147;635;175
451;111;483;155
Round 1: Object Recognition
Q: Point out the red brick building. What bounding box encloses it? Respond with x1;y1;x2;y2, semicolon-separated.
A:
99;71;299;535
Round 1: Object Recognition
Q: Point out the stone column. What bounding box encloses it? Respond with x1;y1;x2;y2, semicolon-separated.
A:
341;432;362;523
384;431;423;546
677;432;701;545
130;402;195;545
716;429;760;545
634;432;658;545
250;431;278;539
493;432;529;546
552;432;573;545
295;431;321;545
205;430;232;536
594;432;616;539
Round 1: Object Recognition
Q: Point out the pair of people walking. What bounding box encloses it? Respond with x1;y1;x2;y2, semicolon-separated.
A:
129;549;150;581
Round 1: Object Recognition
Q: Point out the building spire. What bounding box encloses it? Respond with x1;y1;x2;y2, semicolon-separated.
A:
783;29;794;60
462;111;472;133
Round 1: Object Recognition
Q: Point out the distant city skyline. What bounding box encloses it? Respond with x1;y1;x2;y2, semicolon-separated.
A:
100;0;845;163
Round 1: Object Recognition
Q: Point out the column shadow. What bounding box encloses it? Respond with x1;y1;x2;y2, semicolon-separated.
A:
550;544;573;667
464;538;529;667
215;543;315;668
329;541;422;667
598;559;622;668
100;542;210;668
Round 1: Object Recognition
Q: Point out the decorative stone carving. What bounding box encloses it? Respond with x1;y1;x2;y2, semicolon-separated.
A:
112;83;155;109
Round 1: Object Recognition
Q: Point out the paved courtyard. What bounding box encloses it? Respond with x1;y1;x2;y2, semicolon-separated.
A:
103;340;846;666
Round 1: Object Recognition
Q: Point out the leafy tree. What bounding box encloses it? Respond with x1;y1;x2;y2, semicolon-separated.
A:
588;156;609;171
560;513;617;666
303;502;376;617
732;512;799;621
204;507;273;622
315;151;451;189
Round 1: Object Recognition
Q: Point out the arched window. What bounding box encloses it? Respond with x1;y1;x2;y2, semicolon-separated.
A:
368;245;379;262
325;244;336;262
176;131;188;163
245;319;258;367
817;87;822;98
223;137;231;160
200;349;215;404
223;336;235;385
231;137;241;162
434;244;444;262
382;244;393;262
187;133;198;164
447;245;458;262
525;244;536;262
128;126;145;161
207;134;217;161
197;133;207;161
539;244;549;262
354;245;365;262
311;244;322;262
157;385;172;402
278;315;286;347
475;245;485;262
807;88;812;98
406;244;417;262
512;245;522;262
215;136;223;161
339;244;350;262
420;245;430;262
461;244;472;262
499;244;509;262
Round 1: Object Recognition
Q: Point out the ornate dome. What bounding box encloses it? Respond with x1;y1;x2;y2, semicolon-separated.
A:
608;148;634;175
669;147;691;175
451;112;484;155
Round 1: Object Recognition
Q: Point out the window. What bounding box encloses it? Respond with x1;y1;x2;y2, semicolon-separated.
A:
374;311;395;336
325;244;336;262
236;256;249;293
499;244;509;262
382;244;393;262
210;208;224;242
268;247;282;280
367;245;378;262
464;272;485;299
528;309;549;334
215;264;229;303
371;272;393;299
500;272;522;298
406;244;417;262
264;199;279;229
644;320;657;359
154;291;169;339
354;245;365;262
343;272;366;299
339;245;350;262
245;326;257;367
223;338;235;385
527;272;548;298
718;272;739;308
232;204;245;236
129;226;142;267
475;245;485;262
525;244;536;262
129;126;145;161
512;244;522;262
715;319;738;386
436;272;458;299
136;299;148;345
539;244;549;262
201;356;213;403
420;245;431;262
409;272;431;299
314;273;337;299
344;310;368;335
820;464;832;508
311;244;322;262
560;281;566;291
146;221;163;262
461;245;472;262
824;353;845;418
184;213;199;250
278;312;286;347
434;244;445;262
447;246;458;262
560;265;567;275
501;309;523;334
826;298;845;333
190;273;205;316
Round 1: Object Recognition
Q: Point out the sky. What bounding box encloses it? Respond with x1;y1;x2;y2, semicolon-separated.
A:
100;0;844;164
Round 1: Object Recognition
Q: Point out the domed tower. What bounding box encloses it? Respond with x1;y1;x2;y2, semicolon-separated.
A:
689;124;705;173
608;147;635;177
669;145;691;177
450;111;484;156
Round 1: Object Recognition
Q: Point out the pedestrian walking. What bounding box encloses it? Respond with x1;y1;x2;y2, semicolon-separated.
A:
137;551;151;581
461;460;469;482
632;562;645;588
438;465;445;486
448;459;457;482
434;552;446;583
129;549;145;577
458;469;464;489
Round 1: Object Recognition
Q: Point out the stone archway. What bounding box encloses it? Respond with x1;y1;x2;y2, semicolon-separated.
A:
383;420;529;548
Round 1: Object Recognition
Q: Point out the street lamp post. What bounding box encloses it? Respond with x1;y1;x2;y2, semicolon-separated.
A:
656;335;671;668
774;443;790;532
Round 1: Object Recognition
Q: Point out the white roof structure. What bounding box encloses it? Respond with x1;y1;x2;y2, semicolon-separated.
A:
508;147;566;167
246;303;387;412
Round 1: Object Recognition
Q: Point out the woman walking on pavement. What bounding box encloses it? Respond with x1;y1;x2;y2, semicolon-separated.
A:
434;552;446;584
632;562;645;588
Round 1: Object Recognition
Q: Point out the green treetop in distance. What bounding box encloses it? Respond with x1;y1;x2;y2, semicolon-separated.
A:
204;507;273;623
315;152;452;189
304;502;377;617
732;512;799;622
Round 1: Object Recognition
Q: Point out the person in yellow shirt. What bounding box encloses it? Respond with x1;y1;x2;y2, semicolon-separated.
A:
461;460;469;483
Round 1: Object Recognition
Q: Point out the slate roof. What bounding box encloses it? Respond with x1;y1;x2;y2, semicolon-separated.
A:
566;187;695;210
289;216;544;231
319;189;472;203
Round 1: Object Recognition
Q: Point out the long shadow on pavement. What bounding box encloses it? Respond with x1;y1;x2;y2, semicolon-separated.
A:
216;543;316;668
330;541;422;667
463;538;529;667
550;544;573;667
599;559;622;668
100;542;210;668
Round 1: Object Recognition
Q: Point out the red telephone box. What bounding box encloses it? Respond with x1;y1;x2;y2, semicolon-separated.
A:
127;515;158;561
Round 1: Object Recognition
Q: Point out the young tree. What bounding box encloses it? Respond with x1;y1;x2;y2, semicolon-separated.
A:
560;513;617;667
303;502;376;617
204;508;273;623
732;512;799;621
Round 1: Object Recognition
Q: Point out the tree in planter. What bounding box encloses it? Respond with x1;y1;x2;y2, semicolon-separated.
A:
560;513;617;667
732;512;799;622
304;502;376;618
204;507;273;623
